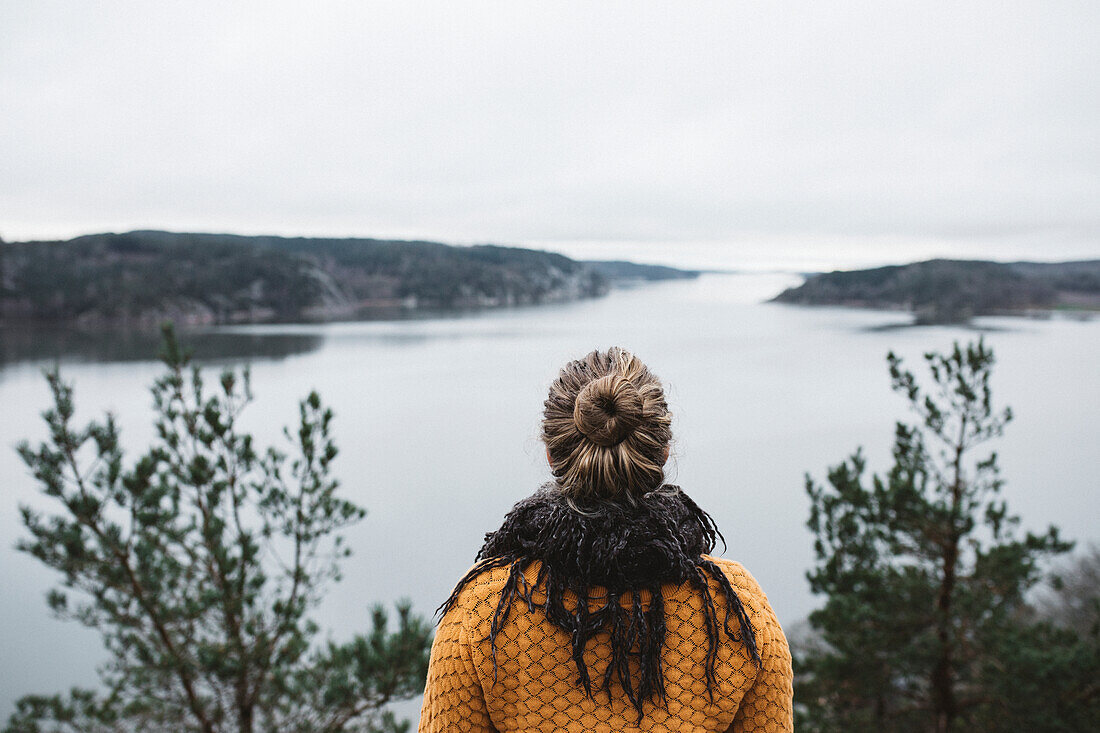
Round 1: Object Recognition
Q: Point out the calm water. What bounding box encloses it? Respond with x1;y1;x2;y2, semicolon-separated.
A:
2;272;1097;720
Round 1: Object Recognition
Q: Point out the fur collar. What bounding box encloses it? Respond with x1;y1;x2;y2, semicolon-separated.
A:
476;485;719;589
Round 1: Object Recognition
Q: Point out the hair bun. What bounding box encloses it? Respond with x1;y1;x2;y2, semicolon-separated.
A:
572;374;644;447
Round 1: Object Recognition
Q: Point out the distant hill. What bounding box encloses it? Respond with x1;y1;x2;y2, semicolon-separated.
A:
583;260;700;282
770;259;1100;324
0;231;610;329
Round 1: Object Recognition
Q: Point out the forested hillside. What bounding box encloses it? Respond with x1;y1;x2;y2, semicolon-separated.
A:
0;231;609;328
771;259;1100;324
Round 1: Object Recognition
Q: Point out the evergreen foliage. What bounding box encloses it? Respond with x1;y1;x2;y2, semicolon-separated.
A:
6;326;431;733
798;339;1096;732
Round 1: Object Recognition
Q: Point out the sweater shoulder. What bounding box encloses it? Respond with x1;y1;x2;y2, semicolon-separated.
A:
701;555;777;623
440;561;523;624
701;555;766;595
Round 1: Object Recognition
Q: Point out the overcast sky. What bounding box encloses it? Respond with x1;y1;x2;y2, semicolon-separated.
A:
2;1;1098;265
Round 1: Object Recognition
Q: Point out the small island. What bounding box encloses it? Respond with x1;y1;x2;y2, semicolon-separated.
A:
771;259;1100;324
0;231;695;330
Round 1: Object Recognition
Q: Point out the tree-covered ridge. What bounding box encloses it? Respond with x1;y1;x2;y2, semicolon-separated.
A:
583;260;700;282
771;259;1100;324
0;231;610;329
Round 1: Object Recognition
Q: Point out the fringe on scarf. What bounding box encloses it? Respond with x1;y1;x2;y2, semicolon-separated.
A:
436;485;762;720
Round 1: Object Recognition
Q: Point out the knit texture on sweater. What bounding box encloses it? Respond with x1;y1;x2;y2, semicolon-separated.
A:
420;487;794;732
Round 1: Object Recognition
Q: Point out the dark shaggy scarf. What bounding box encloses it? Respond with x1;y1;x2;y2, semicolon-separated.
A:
437;485;761;719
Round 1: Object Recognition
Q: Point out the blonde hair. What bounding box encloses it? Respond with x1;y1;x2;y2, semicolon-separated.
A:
542;347;672;500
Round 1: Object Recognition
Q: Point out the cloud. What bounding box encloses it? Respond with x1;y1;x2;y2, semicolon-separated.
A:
2;1;1098;255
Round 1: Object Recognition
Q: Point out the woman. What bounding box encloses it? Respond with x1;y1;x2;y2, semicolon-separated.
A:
419;348;793;732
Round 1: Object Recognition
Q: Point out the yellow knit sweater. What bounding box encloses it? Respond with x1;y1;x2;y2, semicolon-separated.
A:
418;555;793;732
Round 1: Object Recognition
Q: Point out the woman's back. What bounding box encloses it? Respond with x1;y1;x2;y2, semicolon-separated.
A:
417;348;793;731
420;556;791;732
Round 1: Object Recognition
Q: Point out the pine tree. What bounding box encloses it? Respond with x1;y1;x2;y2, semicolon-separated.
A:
6;326;430;733
799;339;1075;732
